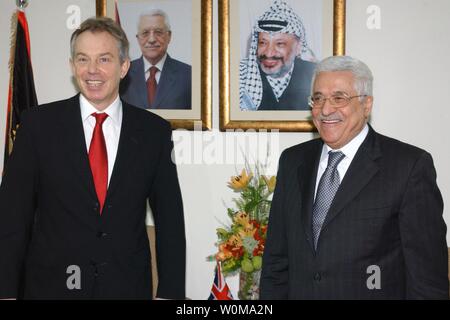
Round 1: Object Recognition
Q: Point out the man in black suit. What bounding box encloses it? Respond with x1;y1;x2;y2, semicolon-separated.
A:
0;17;185;299
260;55;449;299
239;0;315;111
120;9;191;110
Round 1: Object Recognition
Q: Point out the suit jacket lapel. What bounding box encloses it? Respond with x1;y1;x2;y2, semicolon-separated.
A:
153;55;176;108
135;57;149;108
298;140;322;253
321;126;382;230
62;94;97;201
106;102;141;200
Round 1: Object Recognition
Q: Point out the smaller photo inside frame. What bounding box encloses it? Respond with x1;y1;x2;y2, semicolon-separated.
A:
229;0;334;122
108;0;203;122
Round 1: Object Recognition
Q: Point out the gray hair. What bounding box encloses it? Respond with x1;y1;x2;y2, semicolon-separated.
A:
311;56;373;97
138;9;171;32
70;17;129;63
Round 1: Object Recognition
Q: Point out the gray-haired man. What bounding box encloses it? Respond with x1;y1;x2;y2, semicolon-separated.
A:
120;9;191;110
261;55;448;299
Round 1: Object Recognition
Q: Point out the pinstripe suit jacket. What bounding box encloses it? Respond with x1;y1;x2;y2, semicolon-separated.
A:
260;126;448;299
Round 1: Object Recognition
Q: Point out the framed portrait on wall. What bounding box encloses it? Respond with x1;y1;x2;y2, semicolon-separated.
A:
96;0;212;130
219;0;346;132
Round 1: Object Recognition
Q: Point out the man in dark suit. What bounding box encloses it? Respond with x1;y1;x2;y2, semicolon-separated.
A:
260;55;449;299
239;0;315;110
120;9;191;110
0;17;186;299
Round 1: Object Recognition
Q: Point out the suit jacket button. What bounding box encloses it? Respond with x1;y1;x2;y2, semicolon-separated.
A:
97;232;108;238
314;272;322;281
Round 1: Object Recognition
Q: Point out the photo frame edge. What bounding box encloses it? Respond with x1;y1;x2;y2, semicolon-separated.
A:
219;0;346;132
96;0;212;131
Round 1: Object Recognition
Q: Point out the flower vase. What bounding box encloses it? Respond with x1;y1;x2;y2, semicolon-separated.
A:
238;270;261;300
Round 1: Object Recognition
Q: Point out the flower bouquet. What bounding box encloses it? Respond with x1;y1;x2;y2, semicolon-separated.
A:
209;164;276;300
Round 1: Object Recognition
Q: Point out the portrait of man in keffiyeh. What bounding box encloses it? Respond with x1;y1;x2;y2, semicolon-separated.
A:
239;0;316;111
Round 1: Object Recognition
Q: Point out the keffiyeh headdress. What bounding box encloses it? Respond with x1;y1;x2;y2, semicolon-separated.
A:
239;0;308;110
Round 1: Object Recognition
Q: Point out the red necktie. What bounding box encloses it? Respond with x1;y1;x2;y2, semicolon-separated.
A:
146;66;158;107
89;113;108;214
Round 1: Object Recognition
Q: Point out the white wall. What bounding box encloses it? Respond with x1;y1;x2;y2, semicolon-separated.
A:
0;0;449;300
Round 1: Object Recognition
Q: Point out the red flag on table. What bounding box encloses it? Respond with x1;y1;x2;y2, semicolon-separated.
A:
208;261;234;300
3;9;38;173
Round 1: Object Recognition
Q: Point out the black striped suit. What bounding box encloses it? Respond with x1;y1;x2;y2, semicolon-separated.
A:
261;126;448;299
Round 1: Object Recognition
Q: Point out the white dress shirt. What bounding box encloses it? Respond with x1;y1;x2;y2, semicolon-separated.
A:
143;54;167;83
314;124;369;200
80;94;123;185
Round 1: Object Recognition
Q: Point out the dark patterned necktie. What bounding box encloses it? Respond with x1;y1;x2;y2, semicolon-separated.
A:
312;151;345;249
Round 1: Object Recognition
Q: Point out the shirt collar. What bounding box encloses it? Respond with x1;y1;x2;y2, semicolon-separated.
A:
320;123;369;162
143;53;167;72
79;94;122;125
